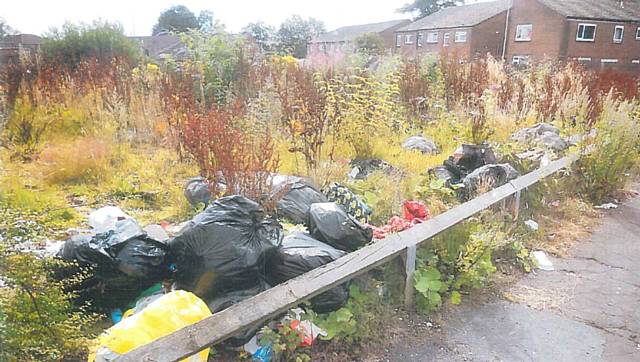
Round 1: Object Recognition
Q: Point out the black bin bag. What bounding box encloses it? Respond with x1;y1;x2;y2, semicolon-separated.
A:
168;195;283;300
272;175;328;225
266;232;349;313
207;281;272;347
306;202;373;252
57;219;169;310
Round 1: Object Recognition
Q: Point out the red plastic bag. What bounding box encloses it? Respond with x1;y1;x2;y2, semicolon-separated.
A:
371;201;431;239
402;200;430;223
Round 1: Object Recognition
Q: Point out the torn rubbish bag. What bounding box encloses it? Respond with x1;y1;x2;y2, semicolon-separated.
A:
323;182;372;223
57;219;169;309
444;144;497;182
306;202;373;252
272;175;327;225
462;163;520;199
168;195;283;300
265;232;349;313
207;281;272;347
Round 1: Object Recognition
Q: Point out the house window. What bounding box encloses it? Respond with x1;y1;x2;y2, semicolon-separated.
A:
417;33;424;47
632;59;640;64
613;25;624;43
576;57;591;65
515;24;532;41
601;59;618;63
396;34;402;47
576;23;597;42
427;32;438;43
454;31;468;43
405;34;414;44
443;33;450;46
636;27;640;40
512;55;530;65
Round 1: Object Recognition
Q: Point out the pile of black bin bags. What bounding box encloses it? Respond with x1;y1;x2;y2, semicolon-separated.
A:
59;189;373;345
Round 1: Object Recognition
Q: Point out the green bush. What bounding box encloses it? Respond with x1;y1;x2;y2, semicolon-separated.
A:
42;21;140;67
577;96;640;202
0;247;98;361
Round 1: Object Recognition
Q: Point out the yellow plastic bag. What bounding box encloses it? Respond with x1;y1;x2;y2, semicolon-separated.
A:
88;290;212;362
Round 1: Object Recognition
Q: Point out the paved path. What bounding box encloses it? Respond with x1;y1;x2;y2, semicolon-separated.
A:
387;194;640;362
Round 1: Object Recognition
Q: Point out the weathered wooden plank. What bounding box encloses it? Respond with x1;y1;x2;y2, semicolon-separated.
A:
117;155;577;362
403;245;417;310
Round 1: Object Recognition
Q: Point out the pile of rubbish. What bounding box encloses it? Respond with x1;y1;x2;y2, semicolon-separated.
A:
402;135;440;155
430;144;520;199
56;173;391;358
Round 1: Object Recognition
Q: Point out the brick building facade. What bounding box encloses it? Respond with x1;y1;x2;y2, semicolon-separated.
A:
505;0;640;72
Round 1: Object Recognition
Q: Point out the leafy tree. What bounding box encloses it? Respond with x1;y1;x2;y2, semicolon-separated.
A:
197;10;215;34
0;17;17;39
242;21;276;53
276;15;325;58
152;5;200;35
354;33;385;55
42;21;140;67
398;0;462;19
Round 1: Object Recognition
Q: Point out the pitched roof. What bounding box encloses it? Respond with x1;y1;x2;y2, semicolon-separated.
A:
538;0;640;22
129;35;189;61
311;19;410;43
398;0;511;31
0;34;43;46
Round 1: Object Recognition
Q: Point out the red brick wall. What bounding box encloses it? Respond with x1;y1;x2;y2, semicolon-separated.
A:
564;21;640;72
505;0;566;62
471;12;508;58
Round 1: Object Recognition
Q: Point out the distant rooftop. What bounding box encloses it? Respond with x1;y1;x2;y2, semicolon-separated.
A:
398;0;510;31
129;35;188;61
0;34;43;46
311;19;410;43
538;0;640;22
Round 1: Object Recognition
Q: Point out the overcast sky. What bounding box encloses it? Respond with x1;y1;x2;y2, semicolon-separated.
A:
1;0;487;36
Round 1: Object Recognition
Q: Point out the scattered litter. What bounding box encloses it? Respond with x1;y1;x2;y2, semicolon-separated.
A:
283;308;327;347
88;291;211;362
371;200;430;239
323;182;372;223
524;219;539;231
265;232;348;313
401;135;440;155
168;195;282;300
443;144;497;183
348;159;399;180
595;203;618;210
531;251;554;271
462;164;519;199
273;175;327;225
88;206;131;233
306;202;373;252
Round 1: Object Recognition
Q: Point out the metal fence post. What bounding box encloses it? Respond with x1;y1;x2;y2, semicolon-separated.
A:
404;245;417;310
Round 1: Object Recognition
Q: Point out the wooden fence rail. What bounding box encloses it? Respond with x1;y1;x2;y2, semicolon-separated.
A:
117;154;578;362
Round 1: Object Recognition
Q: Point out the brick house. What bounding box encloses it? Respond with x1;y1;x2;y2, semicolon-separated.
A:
394;0;511;59
505;0;640;72
0;34;43;66
307;19;410;63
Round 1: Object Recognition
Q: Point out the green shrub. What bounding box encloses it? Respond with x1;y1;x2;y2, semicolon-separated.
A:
0;247;98;361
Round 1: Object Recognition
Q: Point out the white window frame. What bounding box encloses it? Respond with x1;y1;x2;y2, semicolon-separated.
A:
632;59;640;64
635;27;640;40
515;24;532;41
576;57;591;62
443;32;451;46
417;32;424;47
454;31;468;43
426;32;438;43
512;55;530;65
613;25;624;43
576;23;597;42
601;59;618;63
405;34;414;44
396;34;402;47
